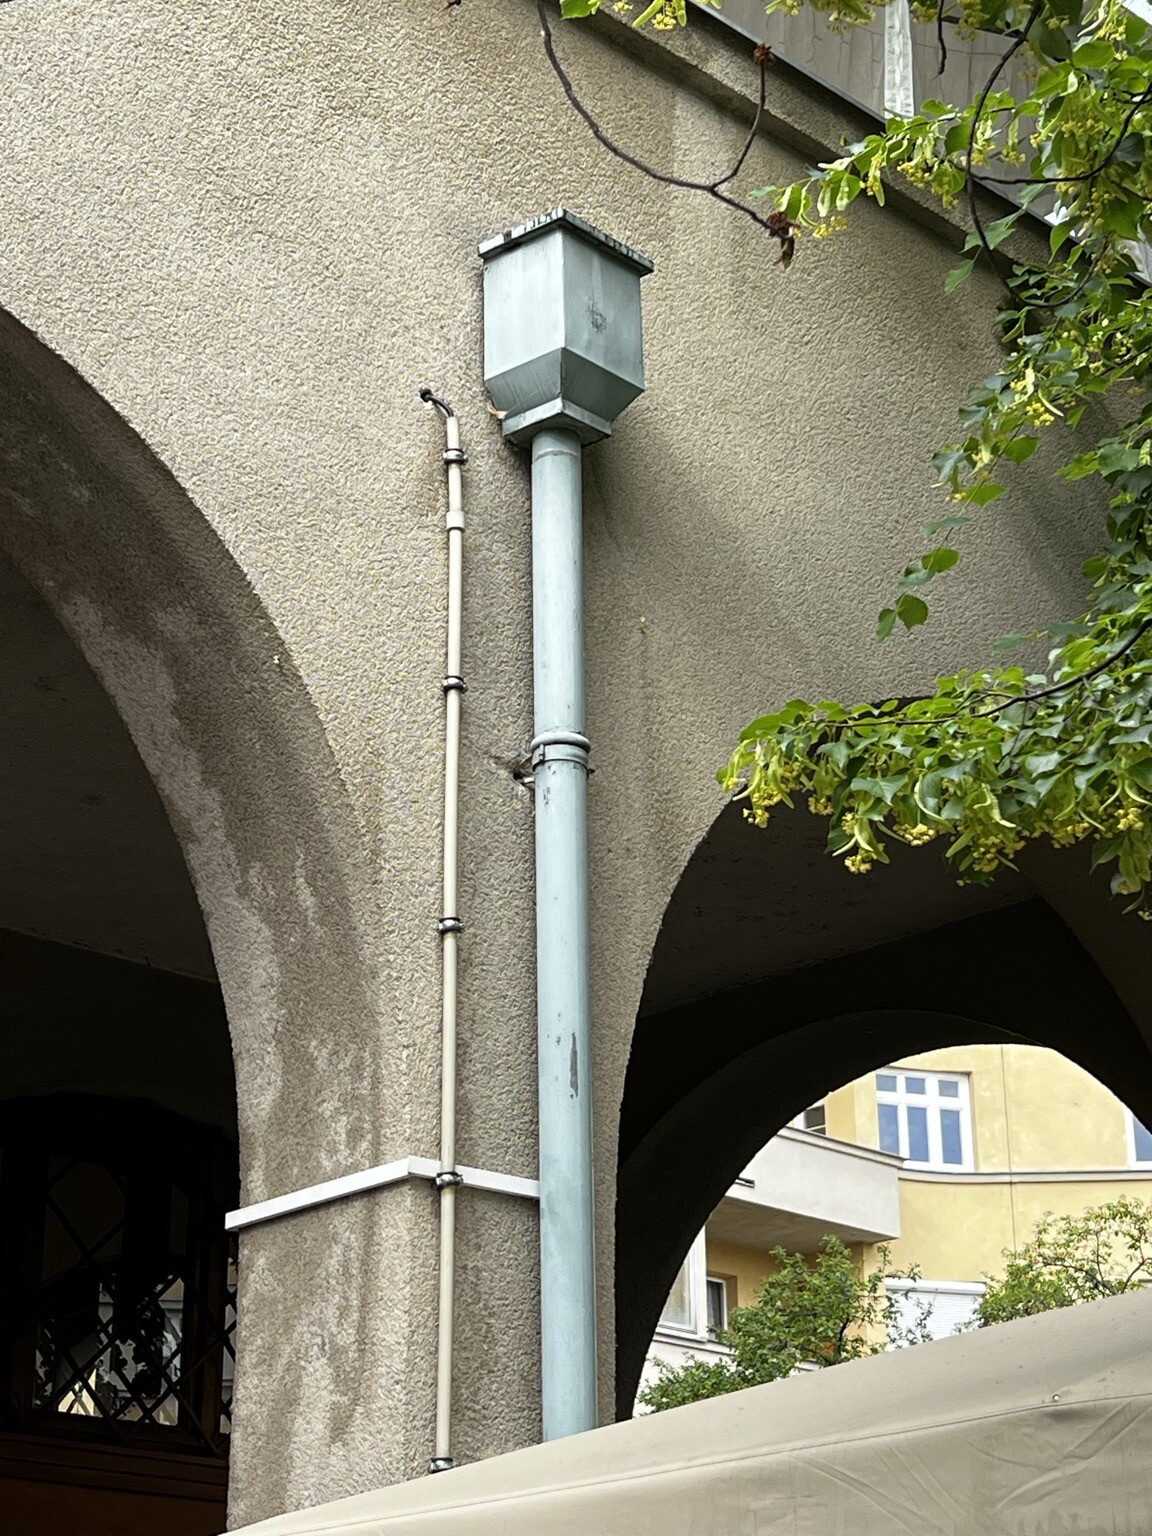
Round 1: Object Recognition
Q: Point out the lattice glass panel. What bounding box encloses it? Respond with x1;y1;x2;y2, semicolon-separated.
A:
2;1097;238;1459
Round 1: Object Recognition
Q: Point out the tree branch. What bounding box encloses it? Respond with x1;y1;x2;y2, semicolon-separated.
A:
978;85;1152;189
536;2;796;263
964;3;1042;291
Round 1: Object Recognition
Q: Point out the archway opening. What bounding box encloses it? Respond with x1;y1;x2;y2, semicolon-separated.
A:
637;1039;1152;1406
0;548;236;1536
616;800;1152;1415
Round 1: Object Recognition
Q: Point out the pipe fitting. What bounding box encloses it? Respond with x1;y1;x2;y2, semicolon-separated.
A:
419;388;456;419
438;917;464;935
530;729;591;769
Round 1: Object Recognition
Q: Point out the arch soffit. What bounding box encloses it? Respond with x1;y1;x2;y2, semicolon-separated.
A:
0;309;387;1198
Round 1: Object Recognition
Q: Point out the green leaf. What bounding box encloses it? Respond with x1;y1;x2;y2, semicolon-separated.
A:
561;0;600;14
945;255;978;294
850;774;907;804
923;546;961;573
945;123;968;155
1071;37;1112;68
819;739;853;768
932;448;969;481
1002;436;1040;465
924;513;969;536
1030;21;1073;59
994;631;1041;650
1091;837;1123;871
1024;751;1063;775
1106;198;1145;242
876;607;897;642
960;483;1007;507
982;211;1024;251
1050;219;1074;256
895;593;929;630
1113;132;1145;168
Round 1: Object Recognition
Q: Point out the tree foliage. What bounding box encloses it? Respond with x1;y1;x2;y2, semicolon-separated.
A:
638;1237;932;1411
639;1202;1152;1414
561;0;1152;912
974;1196;1152;1323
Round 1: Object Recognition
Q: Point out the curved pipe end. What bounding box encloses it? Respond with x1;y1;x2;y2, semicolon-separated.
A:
420;387;456;419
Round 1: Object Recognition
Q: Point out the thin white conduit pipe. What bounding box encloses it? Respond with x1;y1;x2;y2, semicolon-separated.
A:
421;387;466;1474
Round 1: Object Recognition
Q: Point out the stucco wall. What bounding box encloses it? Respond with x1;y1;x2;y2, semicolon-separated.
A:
706;1237;773;1308
0;0;1113;1521
885;1172;1152;1280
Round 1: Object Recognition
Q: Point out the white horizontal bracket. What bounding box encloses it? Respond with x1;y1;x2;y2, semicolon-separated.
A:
225;1157;540;1233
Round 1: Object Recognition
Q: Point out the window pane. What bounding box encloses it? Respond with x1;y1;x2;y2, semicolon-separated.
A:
1134;1118;1152;1164
706;1277;727;1334
938;1079;960;1098
878;1102;900;1154
907;1104;930;1162
940;1108;963;1164
802;1104;827;1135
904;1076;926;1095
876;1073;897;1092
660;1260;694;1329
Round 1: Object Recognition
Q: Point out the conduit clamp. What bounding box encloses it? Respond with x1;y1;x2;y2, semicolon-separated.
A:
529;729;591;770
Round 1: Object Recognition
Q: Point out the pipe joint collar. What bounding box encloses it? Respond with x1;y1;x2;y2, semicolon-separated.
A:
530;730;590;769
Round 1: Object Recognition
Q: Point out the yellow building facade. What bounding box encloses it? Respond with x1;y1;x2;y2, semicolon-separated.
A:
647;1044;1152;1376
832;1044;1152;1293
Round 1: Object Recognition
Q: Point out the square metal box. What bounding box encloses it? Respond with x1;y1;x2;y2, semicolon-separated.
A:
480;208;653;445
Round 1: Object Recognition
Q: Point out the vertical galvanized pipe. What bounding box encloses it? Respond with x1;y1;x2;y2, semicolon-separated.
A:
529;427;598;1440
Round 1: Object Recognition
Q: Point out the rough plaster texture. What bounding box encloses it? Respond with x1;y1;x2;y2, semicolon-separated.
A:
0;0;1131;1522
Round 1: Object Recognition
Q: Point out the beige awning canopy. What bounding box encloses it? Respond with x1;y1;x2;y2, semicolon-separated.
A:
234;1290;1152;1536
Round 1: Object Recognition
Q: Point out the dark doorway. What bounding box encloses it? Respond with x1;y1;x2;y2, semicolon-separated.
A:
0;552;236;1535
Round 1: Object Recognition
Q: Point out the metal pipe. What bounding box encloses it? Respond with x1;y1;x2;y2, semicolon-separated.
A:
479;209;650;1447
421;387;467;1474
529;427;598;1440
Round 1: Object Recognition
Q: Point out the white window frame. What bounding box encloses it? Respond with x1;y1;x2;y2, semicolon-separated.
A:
1127;1110;1152;1168
876;1068;974;1172
705;1274;729;1338
789;1101;828;1135
656;1232;708;1340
